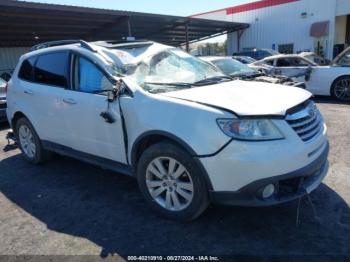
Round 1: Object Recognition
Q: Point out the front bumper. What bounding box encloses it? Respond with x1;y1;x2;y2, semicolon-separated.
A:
210;142;329;206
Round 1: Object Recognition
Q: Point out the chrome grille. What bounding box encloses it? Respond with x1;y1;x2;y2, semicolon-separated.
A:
286;101;322;142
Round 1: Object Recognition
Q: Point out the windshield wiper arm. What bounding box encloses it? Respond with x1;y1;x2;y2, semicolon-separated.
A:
143;82;192;87
193;76;232;86
91;89;114;94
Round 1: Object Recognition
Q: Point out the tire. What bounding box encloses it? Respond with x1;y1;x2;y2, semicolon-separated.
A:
331;76;350;101
15;117;50;164
136;142;210;221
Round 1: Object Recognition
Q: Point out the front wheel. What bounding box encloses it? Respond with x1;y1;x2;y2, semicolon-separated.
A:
137;142;209;221
331;76;350;101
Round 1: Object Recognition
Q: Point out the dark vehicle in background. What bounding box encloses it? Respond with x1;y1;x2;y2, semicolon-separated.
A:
233;48;279;60
201;56;305;88
232;55;256;64
0;71;12;82
0;77;7;122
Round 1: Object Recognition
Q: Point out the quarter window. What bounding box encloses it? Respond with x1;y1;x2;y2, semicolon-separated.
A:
18;57;36;81
34;52;69;87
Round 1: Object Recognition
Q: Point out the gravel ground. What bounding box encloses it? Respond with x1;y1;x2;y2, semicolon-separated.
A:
0;97;349;260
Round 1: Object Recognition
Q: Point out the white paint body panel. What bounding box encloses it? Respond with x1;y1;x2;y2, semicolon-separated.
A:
162;80;311;116
200;122;328;191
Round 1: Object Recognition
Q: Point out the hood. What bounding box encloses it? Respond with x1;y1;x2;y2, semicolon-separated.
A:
161;80;311;116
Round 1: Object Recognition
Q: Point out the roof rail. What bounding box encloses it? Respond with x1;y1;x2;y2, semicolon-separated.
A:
30;40;97;52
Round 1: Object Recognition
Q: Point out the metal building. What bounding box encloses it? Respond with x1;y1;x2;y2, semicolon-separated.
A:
192;0;350;59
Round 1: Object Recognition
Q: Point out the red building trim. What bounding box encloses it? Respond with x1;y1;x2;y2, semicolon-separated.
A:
191;0;300;17
226;0;300;15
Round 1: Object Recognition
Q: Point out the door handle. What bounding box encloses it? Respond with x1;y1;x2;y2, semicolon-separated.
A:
24;89;34;95
63;98;77;104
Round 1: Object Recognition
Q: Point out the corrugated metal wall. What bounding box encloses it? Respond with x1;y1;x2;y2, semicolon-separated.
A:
0;47;29;73
336;0;350;16
194;0;339;59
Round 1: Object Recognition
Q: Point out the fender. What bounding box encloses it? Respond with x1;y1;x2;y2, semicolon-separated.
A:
131;130;199;166
130;130;216;190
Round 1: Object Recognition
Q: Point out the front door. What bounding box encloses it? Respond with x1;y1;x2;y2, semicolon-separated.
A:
61;54;127;164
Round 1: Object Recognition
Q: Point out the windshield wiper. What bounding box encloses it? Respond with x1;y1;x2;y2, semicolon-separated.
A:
143;82;192;87
91;89;114;94
193;76;232;86
239;72;265;79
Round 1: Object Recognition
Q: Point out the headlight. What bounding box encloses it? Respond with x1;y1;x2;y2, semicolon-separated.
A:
217;119;284;141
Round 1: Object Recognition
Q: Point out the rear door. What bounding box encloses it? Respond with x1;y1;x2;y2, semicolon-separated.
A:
14;52;70;145
31;51;71;145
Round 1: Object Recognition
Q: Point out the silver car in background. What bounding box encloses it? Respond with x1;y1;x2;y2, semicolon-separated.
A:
0;77;7;122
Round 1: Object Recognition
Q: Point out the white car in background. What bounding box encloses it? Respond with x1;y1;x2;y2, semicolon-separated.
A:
200;56;305;88
251;48;350;101
0;77;7;122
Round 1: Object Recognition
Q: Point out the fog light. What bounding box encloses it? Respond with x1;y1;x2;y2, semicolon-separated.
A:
262;184;275;199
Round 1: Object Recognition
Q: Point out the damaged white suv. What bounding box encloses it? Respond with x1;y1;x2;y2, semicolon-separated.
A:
6;40;329;221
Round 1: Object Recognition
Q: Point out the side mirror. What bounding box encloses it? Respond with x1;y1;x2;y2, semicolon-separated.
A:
107;90;116;102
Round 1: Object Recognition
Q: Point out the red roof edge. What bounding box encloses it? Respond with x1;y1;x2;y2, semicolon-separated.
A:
191;0;300;17
227;0;300;15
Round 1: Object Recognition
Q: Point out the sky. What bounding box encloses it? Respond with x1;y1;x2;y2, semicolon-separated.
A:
26;0;253;16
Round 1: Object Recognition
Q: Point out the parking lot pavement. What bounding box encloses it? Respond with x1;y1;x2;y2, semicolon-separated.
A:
0;97;349;258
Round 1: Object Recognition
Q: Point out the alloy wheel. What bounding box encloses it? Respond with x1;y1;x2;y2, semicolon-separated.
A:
334;79;350;101
145;157;194;211
18;125;36;158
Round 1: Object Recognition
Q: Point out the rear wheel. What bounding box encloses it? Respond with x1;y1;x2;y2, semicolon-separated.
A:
331;76;350;101
15;117;50;164
137;142;209;221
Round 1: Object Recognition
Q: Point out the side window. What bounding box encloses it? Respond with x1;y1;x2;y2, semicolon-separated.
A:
34;52;69;88
264;59;274;66
18;57;36;81
277;58;292;67
73;56;113;93
293;58;310;67
277;58;309;67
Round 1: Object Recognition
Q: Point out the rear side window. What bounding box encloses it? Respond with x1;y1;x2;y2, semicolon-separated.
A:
18;57;36;81
34;52;69;88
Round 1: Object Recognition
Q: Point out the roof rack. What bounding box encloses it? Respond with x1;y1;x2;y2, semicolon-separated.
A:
30;40;97;52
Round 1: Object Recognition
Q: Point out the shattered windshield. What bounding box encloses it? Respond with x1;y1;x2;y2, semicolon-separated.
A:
119;48;225;93
212;58;257;77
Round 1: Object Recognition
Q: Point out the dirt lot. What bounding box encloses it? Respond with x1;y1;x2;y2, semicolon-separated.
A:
0;97;349;259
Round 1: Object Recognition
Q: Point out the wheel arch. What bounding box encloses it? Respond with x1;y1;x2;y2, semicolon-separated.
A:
131;130;213;190
11;111;29;131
